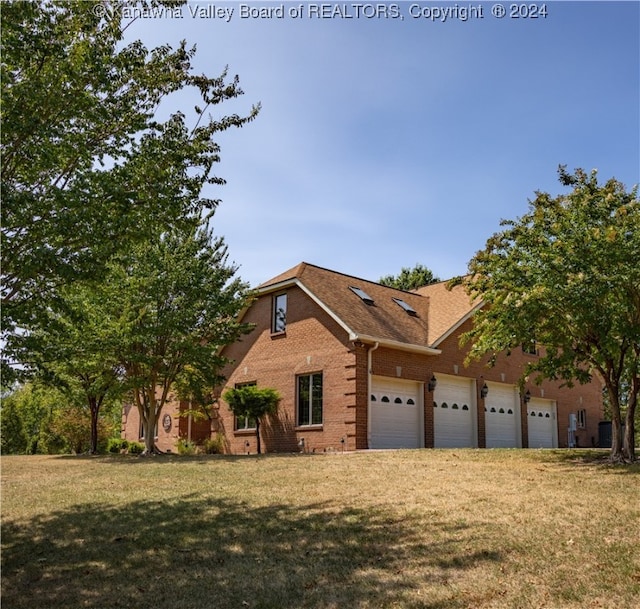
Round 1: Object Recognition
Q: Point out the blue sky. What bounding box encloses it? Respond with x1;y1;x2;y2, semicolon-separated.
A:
127;1;639;287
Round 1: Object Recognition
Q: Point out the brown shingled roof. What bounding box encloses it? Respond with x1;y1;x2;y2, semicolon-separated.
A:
258;262;479;350
413;280;480;345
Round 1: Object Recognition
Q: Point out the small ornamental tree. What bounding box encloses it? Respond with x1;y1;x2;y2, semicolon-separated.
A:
223;386;281;454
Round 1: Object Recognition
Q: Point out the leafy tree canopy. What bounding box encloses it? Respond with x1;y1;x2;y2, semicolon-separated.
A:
379;264;440;291
451;166;640;462
224;386;281;454
103;223;254;454
1;0;259;381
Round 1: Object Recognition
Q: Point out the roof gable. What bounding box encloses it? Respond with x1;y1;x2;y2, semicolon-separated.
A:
258;262;479;350
412;280;480;345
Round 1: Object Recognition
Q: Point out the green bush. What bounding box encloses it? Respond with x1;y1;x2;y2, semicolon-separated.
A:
127;441;145;455
176;438;196;455
203;433;225;454
107;438;129;453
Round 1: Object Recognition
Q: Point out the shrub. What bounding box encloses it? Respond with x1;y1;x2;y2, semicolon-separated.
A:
203;433;225;454
107;438;129;453
127;441;145;455
176;438;196;455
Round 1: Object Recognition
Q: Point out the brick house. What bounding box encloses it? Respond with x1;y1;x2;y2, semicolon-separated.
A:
122;262;603;453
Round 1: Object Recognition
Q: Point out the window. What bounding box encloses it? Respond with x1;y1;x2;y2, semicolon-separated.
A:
392;297;417;316
272;293;287;333
236;414;256;431
234;382;257;430
297;373;323;426
577;409;587;429
522;340;538;355
349;286;374;305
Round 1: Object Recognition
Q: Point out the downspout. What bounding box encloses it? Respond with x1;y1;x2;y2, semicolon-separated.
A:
367;342;379;449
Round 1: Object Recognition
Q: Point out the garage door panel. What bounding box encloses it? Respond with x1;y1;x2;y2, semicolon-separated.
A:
485;383;520;448
528;398;556;448
433;375;475;448
370;378;422;449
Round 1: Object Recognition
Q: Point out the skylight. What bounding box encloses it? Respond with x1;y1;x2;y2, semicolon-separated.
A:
392;297;418;316
349;286;374;305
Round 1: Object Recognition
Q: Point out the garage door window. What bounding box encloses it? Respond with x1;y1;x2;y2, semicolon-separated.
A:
298;373;323;426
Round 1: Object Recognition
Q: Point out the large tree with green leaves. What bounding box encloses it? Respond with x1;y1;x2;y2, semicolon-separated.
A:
101;223;253;455
1;0;259;381
379;264;440;290
18;282;125;454
452;167;639;462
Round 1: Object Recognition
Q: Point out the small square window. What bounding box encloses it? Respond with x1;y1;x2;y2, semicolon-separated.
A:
392;297;417;316
235;414;257;431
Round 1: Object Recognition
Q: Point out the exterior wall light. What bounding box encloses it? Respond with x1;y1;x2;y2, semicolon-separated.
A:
524;389;531;403
428;374;438;392
480;382;489;399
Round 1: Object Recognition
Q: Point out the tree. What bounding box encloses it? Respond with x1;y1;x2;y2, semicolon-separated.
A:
379;264;440;290
223;386;281;454
0;382;117;454
451;167;639;462
19;282;125;454
1;0;259;381
0;393;28;454
103;223;253;455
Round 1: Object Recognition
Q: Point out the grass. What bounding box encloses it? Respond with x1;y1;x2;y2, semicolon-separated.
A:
2;449;639;609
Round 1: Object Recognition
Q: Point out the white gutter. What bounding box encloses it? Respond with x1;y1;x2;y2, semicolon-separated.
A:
367;342;379;448
351;333;441;356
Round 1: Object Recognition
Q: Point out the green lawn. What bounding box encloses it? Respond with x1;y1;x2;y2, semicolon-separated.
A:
2;450;639;609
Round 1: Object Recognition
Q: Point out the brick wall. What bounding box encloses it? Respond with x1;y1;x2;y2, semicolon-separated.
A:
121;393;181;453
121;287;605;453
430;318;604;448
219;286;358;454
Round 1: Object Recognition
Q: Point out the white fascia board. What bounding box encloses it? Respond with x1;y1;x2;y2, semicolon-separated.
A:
351;333;441;356
256;278;298;295
430;301;484;348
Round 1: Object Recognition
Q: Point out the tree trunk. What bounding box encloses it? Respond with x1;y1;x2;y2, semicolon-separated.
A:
256;419;261;455
623;380;638;462
89;396;99;455
603;376;625;463
139;394;159;456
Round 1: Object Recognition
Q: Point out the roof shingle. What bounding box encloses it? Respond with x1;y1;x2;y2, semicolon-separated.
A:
258;262;478;349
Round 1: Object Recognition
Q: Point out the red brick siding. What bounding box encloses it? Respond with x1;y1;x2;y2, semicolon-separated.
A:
431;318;604;448
121;394;181;453
121;288;604;452
219;287;358;454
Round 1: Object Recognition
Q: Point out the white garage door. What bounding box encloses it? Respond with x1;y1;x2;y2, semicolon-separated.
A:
528;398;557;448
433;375;475;448
485;382;520;448
370;378;423;449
